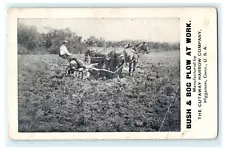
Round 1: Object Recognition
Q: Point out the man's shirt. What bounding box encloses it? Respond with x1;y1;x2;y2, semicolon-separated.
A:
60;44;71;55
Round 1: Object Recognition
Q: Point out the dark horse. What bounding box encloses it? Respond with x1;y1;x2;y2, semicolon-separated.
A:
107;47;139;76
106;48;125;77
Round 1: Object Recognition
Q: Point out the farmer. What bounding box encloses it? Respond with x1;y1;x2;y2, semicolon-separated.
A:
59;40;86;69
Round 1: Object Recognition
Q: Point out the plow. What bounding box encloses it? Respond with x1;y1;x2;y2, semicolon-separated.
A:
61;44;144;79
64;59;124;79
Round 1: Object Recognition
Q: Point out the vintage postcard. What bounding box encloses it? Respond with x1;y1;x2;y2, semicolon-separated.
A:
8;8;217;140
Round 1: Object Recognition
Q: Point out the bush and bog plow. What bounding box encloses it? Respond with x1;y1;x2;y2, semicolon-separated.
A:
63;58;124;79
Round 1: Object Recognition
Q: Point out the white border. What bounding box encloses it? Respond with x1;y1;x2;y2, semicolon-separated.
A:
1;0;223;148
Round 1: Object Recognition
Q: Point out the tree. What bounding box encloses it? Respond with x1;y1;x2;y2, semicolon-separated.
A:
17;23;38;52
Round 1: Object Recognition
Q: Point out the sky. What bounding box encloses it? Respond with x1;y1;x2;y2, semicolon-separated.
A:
18;18;180;43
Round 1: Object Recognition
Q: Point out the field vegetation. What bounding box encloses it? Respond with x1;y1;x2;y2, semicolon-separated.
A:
18;51;180;132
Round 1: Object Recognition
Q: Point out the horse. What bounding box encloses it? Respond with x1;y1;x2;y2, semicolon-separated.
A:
123;48;139;76
106;48;125;78
133;42;149;53
124;42;148;75
106;42;147;76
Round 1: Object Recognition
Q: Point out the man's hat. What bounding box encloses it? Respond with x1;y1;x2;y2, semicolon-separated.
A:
63;40;68;43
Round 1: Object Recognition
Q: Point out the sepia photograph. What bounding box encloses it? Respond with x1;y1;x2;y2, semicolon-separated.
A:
17;18;180;132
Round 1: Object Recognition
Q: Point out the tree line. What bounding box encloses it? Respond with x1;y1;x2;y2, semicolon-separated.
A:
17;22;180;55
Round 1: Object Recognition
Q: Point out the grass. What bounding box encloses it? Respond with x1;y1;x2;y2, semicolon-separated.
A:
18;50;180;132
